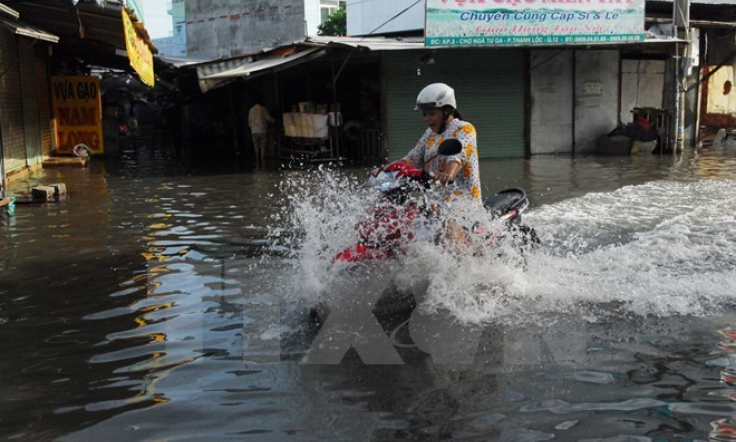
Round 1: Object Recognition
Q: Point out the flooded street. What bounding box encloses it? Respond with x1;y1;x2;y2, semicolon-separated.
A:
3;139;736;442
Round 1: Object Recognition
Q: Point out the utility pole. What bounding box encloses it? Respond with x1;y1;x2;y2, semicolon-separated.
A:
673;0;690;152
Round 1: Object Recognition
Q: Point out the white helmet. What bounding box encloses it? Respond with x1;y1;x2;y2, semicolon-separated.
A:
414;83;456;111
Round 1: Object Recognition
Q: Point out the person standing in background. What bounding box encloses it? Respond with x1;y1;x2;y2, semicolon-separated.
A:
248;98;275;162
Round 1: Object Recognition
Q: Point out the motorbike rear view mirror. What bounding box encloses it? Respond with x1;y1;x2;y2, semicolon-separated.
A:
438;138;462;156
424;139;463;165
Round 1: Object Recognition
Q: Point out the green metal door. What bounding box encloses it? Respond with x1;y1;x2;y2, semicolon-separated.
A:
382;49;526;159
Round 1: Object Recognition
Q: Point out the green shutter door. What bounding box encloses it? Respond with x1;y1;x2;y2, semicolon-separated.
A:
383;49;525;159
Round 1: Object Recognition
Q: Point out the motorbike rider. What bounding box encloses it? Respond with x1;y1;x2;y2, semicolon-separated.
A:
402;82;482;203
401;83;483;252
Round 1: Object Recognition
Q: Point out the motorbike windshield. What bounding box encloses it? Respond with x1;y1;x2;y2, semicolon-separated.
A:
368;170;406;193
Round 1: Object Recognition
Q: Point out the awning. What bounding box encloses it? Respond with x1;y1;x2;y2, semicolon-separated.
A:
202;47;327;80
195;56;255;93
4;1;154;51
644;23;692;43
0;3;19;19
0;12;58;43
159;55;211;69
0;2;58;43
2;1;156;66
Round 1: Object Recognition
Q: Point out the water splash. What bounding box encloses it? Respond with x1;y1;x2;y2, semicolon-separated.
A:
273;169;736;325
518;180;736;318
273;166;380;302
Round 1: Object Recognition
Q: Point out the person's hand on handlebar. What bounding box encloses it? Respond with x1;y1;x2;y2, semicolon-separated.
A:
433;160;461;184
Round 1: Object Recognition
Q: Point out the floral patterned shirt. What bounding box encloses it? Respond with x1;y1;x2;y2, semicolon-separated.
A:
402;118;482;203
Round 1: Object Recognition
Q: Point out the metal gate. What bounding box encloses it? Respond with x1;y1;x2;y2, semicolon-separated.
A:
35;56;52;157
0;30;26;173
19;39;41;166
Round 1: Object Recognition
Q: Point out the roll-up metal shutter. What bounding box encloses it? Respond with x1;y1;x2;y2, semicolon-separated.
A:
19;39;40;166
383;49;526;160
0;30;26;172
35;57;52;157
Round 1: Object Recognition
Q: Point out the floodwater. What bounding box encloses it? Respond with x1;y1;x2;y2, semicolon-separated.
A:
2;138;736;442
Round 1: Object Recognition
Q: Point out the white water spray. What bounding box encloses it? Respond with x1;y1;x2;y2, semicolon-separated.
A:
272;169;736;325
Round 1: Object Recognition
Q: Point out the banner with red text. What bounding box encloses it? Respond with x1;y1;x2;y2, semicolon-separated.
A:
425;0;645;47
51;76;104;155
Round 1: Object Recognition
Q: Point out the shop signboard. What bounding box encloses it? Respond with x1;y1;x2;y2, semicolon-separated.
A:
425;0;645;47
51;76;104;155
122;8;154;87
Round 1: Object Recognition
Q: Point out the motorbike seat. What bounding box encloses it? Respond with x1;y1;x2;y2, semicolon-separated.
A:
482;188;528;215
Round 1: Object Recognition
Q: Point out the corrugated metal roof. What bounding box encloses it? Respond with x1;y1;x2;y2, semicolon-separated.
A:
0;16;58;42
0;3;58;43
306;35;425;51
158;55;210;68
196;56;255;93
0;2;19;19
202;48;326;80
2;0;155;53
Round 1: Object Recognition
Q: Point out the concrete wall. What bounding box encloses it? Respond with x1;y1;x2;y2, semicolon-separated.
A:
346;0;424;36
154;34;187;57
574;50;620;154
706;65;736;116
304;0;321;36
620;59;665;124
699;62;736;137
530;50;620;155
186;0;306;59
530;50;574;154
152;0;188;57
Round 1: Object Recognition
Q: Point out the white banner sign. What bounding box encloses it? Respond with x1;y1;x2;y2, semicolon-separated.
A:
426;0;645;47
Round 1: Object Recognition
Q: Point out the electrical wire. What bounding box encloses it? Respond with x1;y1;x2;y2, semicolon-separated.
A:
367;0;423;36
333;0;423;82
346;0;415;7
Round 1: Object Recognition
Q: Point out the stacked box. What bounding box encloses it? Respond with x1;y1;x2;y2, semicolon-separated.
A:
49;183;68;198
30;183;68;201
31;186;57;201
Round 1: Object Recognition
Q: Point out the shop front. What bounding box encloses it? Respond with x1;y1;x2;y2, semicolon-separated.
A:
195;40;403;163
194;38;528;163
0;5;58;185
0;0;156;188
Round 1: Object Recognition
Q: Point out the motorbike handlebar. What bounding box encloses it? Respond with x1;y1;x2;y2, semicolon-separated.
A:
423;171;454;186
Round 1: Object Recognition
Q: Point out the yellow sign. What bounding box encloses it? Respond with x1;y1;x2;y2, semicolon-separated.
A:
51;76;104;155
122;8;154;87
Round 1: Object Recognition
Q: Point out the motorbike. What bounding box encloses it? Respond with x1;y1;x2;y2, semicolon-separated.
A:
334;139;538;263
306;139;538;332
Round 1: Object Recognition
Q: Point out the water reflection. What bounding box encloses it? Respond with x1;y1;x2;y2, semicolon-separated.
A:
3;143;736;440
711;419;736;441
710;327;736;441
